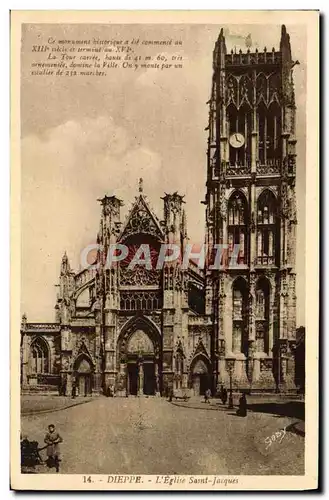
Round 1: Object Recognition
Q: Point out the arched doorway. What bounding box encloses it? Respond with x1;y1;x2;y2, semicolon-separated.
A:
190;356;211;396
74;355;93;396
126;329;156;396
118;316;161;397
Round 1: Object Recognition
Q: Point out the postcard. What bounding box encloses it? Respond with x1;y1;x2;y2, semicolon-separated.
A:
10;10;319;491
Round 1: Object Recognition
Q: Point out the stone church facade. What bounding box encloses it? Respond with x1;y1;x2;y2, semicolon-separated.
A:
21;25;298;396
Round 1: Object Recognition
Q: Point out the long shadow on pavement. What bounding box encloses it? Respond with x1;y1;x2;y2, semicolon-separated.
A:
247;401;305;421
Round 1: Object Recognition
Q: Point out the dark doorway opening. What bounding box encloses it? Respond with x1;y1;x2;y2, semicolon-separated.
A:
78;374;92;396
128;362;138;396
143;362;156;395
192;374;210;396
199;374;209;395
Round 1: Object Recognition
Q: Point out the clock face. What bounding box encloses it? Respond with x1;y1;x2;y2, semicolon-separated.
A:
229;133;245;148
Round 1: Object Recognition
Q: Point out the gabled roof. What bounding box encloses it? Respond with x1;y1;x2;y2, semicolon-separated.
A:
119;194;164;242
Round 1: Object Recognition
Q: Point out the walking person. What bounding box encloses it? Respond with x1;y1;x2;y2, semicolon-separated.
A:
204;388;211;404
44;424;63;473
71;380;76;399
221;387;228;405
236;392;247;417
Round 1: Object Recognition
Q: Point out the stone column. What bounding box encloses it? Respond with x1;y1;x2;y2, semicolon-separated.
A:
225;279;233;353
138;360;144;396
21;333;30;387
155;362;160;396
218;341;228;388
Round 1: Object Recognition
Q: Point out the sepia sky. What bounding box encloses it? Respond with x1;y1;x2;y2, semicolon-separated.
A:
21;23;306;325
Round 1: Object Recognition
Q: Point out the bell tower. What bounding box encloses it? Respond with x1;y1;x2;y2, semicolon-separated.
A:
97;195;123;392
205;25;298;392
161;192;189;394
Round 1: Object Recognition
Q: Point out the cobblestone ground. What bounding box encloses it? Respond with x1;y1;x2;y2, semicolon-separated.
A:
20;396;304;475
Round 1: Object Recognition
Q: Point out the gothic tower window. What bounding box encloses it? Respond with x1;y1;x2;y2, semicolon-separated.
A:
227;102;252;166
228;191;248;265
257;101;281;165
255;277;270;353
30;337;49;374
239;103;252;166
232;277;249;355
256;289;265;319
267;102;281;161
227;103;239;165
257;101;268;165
257;190;279;265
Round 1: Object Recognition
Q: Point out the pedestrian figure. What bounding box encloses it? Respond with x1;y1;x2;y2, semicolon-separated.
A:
221;387;228;405
44;424;63;473
204;388;211;404
168;387;173;402
71;381;76;399
236;392;247;417
58;381;62;396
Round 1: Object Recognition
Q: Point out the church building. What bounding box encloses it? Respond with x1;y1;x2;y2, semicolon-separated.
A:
20;25;298;396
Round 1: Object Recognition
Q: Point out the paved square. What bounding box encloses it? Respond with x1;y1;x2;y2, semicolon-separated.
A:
21;397;304;475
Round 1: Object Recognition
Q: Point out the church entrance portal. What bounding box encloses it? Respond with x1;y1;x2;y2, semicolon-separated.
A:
125;329;158;396
74;356;93;397
191;358;211;396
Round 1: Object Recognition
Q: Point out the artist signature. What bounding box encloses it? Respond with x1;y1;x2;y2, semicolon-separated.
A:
264;427;287;450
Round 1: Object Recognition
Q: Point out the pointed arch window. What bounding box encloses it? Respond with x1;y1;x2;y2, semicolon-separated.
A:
233;289;243;320
228;192;248;265
227;101;252;167
232;278;249;356
257;101;268;165
30;337;49;374
257;190;279;265
267;102;281;161
255;278;270;354
257;100;281;165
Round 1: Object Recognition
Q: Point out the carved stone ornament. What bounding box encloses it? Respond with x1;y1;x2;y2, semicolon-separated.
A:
218;339;226;357
220;194;227;221
127;330;154;355
121;198;163;240
256;73;268;104
279;342;288;355
120;266;160;287
280;183;289;219
260;358;272;371
226;75;237;104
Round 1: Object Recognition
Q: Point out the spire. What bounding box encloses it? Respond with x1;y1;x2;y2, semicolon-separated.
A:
280;24;292;61
61;251;71;275
139;177;144;194
213;27;227;70
218;28;224;41
280;24;294;105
